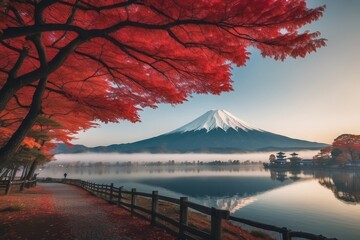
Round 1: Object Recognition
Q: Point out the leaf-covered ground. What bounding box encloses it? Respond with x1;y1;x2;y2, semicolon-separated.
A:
0;185;174;240
0;186;71;239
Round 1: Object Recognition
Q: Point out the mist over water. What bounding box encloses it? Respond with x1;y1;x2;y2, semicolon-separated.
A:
53;150;319;163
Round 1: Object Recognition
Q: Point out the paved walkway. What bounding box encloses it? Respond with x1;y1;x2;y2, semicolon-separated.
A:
40;183;130;240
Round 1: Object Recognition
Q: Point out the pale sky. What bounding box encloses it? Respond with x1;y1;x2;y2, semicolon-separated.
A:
74;0;360;147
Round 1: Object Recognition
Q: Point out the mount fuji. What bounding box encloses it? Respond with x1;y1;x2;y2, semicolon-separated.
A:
55;110;327;153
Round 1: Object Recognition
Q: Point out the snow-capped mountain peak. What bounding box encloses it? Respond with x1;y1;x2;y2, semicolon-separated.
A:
170;109;262;133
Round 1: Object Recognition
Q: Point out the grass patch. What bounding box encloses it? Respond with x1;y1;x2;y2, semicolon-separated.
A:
1;205;22;212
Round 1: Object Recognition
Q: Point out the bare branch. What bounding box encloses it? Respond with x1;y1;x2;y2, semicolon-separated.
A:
13;94;30;108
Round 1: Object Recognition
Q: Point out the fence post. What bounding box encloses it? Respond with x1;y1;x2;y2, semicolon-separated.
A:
109;183;114;202
151;191;158;226
118;186;123;207
5;179;11;195
179;197;188;239
211;208;229;240
131;188;136;216
281;227;290;240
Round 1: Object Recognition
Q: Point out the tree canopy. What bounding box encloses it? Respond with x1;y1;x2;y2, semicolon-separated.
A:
0;0;326;167
314;134;360;165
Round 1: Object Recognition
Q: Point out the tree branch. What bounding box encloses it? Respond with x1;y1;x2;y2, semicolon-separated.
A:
58;0;136;12
8;47;28;79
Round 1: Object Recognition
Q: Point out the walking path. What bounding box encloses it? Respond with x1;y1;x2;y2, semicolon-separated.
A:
40;183;127;240
0;183;174;240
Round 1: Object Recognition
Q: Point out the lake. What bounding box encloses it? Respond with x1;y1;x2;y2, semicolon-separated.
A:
39;152;360;240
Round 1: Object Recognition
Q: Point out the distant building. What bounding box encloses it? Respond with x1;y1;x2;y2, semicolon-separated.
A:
289;152;301;165
275;152;287;164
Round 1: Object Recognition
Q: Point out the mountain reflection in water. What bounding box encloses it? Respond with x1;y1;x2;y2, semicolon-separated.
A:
41;163;360;205
135;176;289;197
203;195;257;213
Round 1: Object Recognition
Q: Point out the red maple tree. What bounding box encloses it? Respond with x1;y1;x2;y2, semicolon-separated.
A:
0;0;326;166
332;134;360;163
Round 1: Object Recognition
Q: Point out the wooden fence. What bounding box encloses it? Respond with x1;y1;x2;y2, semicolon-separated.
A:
0;179;37;195
41;178;337;240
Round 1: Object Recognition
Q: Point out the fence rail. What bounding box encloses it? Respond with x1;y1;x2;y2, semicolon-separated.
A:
40;178;337;240
0;179;37;195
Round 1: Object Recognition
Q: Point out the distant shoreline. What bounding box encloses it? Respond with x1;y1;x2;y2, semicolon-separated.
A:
45;159;263;168
263;163;360;171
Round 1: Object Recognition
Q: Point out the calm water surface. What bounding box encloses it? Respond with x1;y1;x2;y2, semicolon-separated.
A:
40;154;360;240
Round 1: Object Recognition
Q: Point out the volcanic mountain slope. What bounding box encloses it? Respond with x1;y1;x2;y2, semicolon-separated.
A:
55;110;327;153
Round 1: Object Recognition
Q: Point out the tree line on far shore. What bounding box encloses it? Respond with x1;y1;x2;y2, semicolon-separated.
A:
45;159;263;169
313;134;360;166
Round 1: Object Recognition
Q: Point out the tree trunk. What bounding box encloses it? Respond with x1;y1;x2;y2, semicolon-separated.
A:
20;165;26;180
0;81;20;111
21;164;29;180
11;167;18;181
26;159;38;180
0;77;47;168
0;48;28;111
0;168;10;180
